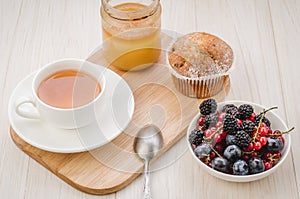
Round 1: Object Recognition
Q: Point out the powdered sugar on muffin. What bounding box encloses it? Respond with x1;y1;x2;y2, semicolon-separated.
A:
169;32;233;78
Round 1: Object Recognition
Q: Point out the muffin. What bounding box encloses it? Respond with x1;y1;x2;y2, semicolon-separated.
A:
168;32;234;98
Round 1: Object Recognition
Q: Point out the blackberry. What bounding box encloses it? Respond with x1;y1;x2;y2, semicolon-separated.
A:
223;114;238;135
254;114;271;127
240;120;255;135
199;98;217;115
203;114;218;129
189;129;204;146
221;104;238;116
236;104;254;120
235;130;251;148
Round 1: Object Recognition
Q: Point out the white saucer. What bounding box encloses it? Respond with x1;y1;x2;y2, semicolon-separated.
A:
8;66;135;153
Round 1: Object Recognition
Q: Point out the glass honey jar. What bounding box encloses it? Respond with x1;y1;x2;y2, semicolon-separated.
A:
100;0;162;71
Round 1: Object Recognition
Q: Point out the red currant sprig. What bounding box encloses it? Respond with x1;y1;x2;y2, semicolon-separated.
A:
251;107;279;148
267;127;295;137
210;145;223;158
252;109;266;143
265;152;282;169
203;126;222;141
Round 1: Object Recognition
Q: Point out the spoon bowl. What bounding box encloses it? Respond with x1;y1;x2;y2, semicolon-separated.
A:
134;125;163;159
133;125;163;199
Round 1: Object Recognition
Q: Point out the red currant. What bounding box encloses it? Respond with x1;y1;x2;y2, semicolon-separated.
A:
198;116;205;127
250;113;256;122
268;129;273;135
255;134;261;141
204;129;212;137
260;123;267;128
266;152;272;159
220;129;227;139
218;113;226;122
245;143;254;151
242;155;250;161
215;144;224;153
264;161;272;170
259;137;267;146
210;152;216;159
277;136;285;144
273;130;282;136
237;119;242;126
210;127;217;133
251;152;258;157
216;121;223;128
254;142;262;150
274;152;282;159
213;133;222;143
259;127;268;136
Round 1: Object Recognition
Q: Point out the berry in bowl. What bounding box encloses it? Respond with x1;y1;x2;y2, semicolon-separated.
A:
187;98;293;182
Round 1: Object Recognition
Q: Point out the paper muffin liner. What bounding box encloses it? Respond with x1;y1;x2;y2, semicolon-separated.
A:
169;67;229;98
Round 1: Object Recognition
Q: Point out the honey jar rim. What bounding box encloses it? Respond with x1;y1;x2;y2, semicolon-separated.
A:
101;0;161;21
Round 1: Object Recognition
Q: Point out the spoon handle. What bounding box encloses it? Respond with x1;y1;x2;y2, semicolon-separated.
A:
143;160;151;199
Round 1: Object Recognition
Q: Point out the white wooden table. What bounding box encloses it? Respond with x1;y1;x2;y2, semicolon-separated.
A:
1;0;300;198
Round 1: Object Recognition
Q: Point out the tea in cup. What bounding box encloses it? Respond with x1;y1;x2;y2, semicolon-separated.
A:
15;59;106;129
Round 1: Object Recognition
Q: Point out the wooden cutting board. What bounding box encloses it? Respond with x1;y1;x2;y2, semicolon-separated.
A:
10;36;230;194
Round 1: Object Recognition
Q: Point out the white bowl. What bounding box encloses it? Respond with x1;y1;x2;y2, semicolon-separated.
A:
186;100;291;182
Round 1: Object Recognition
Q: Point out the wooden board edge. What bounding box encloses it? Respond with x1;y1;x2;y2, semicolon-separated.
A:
9;127;187;195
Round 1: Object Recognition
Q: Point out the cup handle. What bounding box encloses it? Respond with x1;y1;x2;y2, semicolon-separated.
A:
15;97;40;119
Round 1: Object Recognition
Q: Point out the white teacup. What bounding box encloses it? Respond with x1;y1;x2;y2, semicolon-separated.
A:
14;58;106;129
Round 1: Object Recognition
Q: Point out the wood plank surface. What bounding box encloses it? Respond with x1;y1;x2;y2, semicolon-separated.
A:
1;0;300;198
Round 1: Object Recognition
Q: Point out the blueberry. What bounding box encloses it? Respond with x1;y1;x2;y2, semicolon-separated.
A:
224;145;242;162
194;143;211;158
226;135;236;145
232;160;249;175
249;158;265;174
212;157;229;172
266;138;284;152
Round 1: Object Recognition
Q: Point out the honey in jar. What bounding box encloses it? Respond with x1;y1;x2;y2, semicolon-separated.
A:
100;0;162;71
